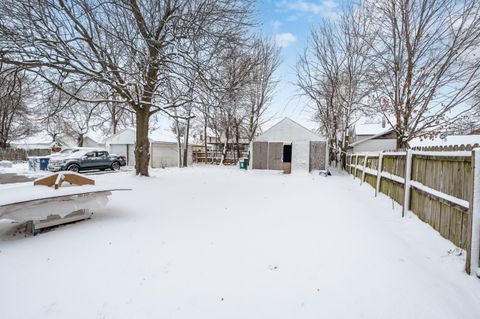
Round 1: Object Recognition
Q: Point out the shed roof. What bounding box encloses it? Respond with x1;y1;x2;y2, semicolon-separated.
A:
104;128;137;144
254;117;324;142
105;127;183;145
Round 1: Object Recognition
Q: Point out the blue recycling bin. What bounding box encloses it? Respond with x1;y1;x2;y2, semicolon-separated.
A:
39;157;50;171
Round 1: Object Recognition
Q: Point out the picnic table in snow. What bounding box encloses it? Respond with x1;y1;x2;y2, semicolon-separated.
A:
0;172;130;233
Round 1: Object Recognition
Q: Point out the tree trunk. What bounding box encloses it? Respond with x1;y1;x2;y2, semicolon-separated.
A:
204;123;208;164
77;133;84;147
112;104;118;135
235;123;241;161
220;139;228;165
396;136;408;150
183;115;191;167
135;109;150;176
173;119;183;168
220;129;229;165
396;126;408;150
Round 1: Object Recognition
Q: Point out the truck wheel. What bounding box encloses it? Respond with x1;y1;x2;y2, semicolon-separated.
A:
67;164;80;172
111;162;120;171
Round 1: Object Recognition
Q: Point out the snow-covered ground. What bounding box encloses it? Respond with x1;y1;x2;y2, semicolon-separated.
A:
0;166;480;319
0;161;48;178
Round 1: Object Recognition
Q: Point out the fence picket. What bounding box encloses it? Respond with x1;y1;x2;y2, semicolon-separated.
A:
346;148;478;274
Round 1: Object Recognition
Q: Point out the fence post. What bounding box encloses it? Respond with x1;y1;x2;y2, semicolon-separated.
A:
376;152;383;197
467;148;480;275
348;154;352;174
353;154;358;179
361;155;368;184
402;150;413;217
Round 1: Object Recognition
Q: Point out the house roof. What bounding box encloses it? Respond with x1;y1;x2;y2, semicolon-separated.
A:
254;117;324;142
10;132;53;146
105;127;182;144
355;123;389;136
85;130;106;144
148;128;178;143
349;128;395;147
10;132;74;149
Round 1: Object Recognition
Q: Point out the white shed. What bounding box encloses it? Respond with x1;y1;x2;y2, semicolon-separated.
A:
251;117;328;172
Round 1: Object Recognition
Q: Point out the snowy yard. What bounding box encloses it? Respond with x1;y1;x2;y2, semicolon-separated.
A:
1;166;480;319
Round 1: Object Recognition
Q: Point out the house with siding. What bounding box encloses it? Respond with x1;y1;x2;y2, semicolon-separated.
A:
347;121;396;153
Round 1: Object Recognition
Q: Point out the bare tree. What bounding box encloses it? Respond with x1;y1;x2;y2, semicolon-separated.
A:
0;0;252;175
448;97;480;135
0;63;34;148
95;90;134;136
244;38;281;144
365;0;480;148
297;8;371;164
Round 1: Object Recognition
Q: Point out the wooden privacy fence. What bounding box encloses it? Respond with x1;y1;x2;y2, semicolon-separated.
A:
0;148;51;161
346;148;480;275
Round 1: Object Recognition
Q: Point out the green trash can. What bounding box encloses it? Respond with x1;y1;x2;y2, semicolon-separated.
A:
239;160;246;169
239;158;249;170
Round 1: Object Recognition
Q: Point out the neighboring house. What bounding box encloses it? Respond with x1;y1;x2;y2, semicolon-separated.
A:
251;117;328;172
10;132;71;150
347;122;396;153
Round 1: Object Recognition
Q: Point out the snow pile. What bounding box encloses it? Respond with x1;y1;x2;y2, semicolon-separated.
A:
0;162;47;178
0;182;129;221
0;160;13;168
0;167;479;319
410;135;480;147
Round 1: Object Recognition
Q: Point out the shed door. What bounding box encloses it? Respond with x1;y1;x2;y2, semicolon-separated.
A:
268;142;283;170
292;140;309;172
309;141;327;171
252;142;268;169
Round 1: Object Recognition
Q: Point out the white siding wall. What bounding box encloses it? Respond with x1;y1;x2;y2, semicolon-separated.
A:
353;139;396;153
151;143;193;168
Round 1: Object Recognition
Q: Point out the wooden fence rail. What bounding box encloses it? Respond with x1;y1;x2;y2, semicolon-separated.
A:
346;148;480;275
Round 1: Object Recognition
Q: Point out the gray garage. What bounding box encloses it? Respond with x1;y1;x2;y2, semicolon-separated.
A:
251;118;328;173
